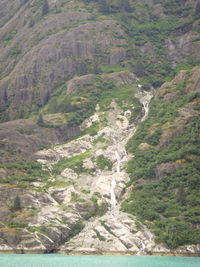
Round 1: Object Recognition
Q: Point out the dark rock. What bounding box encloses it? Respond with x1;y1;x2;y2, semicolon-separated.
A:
155;162;184;179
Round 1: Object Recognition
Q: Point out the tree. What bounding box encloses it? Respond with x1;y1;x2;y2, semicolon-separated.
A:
119;0;133;13
98;0;110;14
42;0;49;16
28;18;35;28
37;113;44;126
195;2;200;17
48;99;58;113
92;61;102;74
177;186;187;206
134;60;145;77
11;196;21;212
77;61;88;76
20;0;28;5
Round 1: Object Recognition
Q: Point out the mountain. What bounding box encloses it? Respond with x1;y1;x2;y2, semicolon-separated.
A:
0;0;199;255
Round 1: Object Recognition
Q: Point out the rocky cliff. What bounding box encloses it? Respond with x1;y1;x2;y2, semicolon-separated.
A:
0;0;199;255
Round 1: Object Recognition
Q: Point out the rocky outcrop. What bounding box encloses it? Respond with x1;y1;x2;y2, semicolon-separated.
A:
67;71;137;97
155;161;184;179
0;19;127;119
0;87;156;254
0;119;79;163
165;31;198;65
0;0;199;256
32;89;155;254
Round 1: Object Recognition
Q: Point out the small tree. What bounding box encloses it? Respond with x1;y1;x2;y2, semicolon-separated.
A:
28;18;35;28
119;0;132;13
20;0;28;5
11;196;21;212
42;0;49;16
195;2;200;17
77;61;88;76
177;186;186;206
98;0;110;14
135;60;145;77
93;61;102;74
37;113;44;126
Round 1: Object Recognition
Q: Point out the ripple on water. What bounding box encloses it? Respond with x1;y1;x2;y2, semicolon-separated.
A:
0;255;200;267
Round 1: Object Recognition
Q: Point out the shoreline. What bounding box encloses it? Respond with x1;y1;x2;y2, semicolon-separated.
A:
0;250;199;257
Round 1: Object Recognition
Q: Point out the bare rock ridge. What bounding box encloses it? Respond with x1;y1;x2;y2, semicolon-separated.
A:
0;19;126;119
0;84;198;255
1;87;155;253
0;0;199;120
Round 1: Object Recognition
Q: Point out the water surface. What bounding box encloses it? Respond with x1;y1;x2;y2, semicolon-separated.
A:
0;254;199;267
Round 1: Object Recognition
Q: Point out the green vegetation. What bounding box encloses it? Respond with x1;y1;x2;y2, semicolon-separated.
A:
37;113;44;126
1;0;200;123
44;77;141;129
37;113;58;128
10;196;21;212
100;220;116;237
122;72;200;248
79;0;200;89
0;162;49;184
18;128;34;135
43;180;69;190
0;0;200;249
70;192;86;203
81;189;91;194
87;193;108;218
53;150;91;175
96;155;113;171
94;229;106;241
93;134;106;144
42;0;49;16
8;221;28;229
65;221;85;242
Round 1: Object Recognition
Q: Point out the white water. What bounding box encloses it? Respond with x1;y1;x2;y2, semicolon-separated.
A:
110;135;121;216
60;91;154;252
115;151;121;173
141;92;152;122
110;176;117;216
109;91;152;221
137;239;146;255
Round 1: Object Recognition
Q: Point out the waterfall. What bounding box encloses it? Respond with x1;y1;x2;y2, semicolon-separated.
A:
109;91;152;217
141;100;149;122
136;239;146;255
140;91;152;122
110;176;117;216
115;151;121;173
110;136;121;216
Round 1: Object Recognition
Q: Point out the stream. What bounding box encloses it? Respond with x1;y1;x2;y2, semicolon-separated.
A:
109;91;152;219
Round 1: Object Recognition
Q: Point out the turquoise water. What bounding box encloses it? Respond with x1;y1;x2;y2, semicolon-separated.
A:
0;255;200;267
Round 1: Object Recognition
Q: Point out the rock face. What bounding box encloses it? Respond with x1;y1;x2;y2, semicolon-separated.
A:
0;86;155;254
0;0;199;256
123;66;200;253
0;72;199;254
0;119;80;163
0;19;127;119
33;89;155;254
0;0;198;120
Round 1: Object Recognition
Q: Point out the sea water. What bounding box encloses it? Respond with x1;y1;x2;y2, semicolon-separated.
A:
0;254;199;267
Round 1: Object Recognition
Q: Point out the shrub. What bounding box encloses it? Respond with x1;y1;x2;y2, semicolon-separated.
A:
10;196;21;212
96;155;113;171
42;0;49;16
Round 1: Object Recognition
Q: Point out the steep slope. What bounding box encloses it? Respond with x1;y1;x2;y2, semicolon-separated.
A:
0;0;200;121
0;82;152;253
123;67;200;250
0;0;199;255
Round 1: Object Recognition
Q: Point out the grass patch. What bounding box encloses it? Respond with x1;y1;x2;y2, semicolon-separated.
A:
96;155;113;171
53;150;91;175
